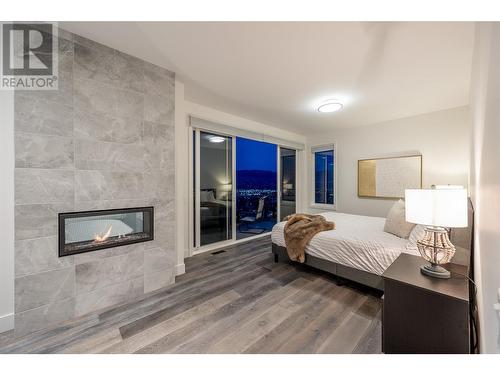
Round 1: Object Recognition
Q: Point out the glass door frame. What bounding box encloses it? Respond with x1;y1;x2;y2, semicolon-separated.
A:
189;126;300;256
277;147;297;221
191;127;236;254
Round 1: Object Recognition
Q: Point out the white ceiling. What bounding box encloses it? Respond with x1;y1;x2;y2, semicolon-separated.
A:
61;22;475;135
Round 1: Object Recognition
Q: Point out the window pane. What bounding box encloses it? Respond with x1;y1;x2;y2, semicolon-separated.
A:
314;149;334;204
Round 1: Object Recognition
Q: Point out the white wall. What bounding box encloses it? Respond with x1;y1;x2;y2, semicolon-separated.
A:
0;90;15;333
469;22;500;354
175;81;306;259
305;107;471;217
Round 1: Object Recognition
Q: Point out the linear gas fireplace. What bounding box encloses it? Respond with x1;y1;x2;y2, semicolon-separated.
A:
58;207;154;257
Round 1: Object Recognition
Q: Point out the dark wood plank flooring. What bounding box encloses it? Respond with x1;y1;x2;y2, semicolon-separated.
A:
0;237;382;354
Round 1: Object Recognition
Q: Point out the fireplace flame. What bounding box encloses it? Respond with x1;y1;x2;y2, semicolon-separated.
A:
94;225;112;243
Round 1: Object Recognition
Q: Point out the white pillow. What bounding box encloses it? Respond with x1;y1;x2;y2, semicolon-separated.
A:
409;224;426;245
384;199;416;239
406;224;426;252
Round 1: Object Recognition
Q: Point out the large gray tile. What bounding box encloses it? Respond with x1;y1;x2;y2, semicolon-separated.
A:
15;236;73;278
15;42;74;106
143;120;169;140
74;38;116;85
15;61;73;103
74;35;145;93
56;35;74;74
143;61;175;97
160;134;175;172
100;172;144;200
15;267;75;312
75;277;143;316
56;27;74;43
142;62;174;125
14;298;75;337
15;94;73;137
144;93;174;125
146;217;175;250
72;34;103;49
73;198;147;214
74;109;143;144
15;133;74;169
75;77;144;122
146;197;174;222
74;170;102;202
75;250;144;294
143;121;175;172
143;172;175;200
15;202;73;240
144;247;176;276
75;139;145;172
74;78;143;143
73;242;145;265
74;78;116;119
144;267;175;293
15;169;74;205
115;88;144;119
114;50;144;93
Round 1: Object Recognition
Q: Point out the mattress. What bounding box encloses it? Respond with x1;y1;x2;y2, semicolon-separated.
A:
271;211;419;275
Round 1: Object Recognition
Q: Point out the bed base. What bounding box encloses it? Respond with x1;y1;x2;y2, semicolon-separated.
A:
272;243;384;291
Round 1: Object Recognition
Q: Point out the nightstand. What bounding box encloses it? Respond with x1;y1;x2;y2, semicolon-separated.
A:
382;253;470;354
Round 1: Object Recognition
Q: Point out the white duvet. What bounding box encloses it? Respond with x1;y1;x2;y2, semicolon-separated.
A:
271;211;419;275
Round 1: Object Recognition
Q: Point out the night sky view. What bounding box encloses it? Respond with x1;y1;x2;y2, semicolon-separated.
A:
236;137;277;172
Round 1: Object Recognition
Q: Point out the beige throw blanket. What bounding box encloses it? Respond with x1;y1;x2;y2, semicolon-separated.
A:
283;214;335;263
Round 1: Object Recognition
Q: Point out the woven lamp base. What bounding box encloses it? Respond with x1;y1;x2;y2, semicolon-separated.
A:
417;226;455;279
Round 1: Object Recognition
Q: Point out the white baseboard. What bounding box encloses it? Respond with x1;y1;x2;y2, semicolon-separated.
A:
0;313;14;334
175;263;186;276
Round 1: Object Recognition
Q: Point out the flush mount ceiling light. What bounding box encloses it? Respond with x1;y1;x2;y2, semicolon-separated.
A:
317;99;343;113
209;135;226;143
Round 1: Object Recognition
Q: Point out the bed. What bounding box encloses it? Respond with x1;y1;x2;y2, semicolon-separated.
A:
271;201;473;291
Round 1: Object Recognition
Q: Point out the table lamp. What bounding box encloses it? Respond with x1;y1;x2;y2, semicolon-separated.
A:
405;186;468;279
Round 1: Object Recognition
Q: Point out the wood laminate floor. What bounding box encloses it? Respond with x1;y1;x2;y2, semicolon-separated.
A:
0;237;383;354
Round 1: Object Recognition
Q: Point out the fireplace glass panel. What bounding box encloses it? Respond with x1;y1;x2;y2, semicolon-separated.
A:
59;207;153;257
65;212;144;244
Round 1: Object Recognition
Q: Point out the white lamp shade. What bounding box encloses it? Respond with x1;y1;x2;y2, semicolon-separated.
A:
405;188;468;228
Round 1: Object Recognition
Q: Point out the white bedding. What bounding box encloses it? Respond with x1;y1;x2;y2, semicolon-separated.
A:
271;211;419;275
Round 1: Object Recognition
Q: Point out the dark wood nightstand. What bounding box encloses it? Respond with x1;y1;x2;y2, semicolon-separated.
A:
382;253;470;354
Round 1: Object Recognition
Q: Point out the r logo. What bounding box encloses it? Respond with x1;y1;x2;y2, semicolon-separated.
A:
2;23;54;76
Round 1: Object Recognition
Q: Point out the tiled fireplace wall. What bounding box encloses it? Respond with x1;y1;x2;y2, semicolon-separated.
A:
13;30;176;335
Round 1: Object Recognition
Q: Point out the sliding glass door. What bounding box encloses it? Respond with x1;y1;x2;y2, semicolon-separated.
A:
197;131;233;247
236;137;277;240
279;147;296;220
191;122;298;253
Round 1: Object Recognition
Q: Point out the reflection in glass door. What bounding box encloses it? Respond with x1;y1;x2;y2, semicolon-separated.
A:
279;148;296;220
198;131;233;246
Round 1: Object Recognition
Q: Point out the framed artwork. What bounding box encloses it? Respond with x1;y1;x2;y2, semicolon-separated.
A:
358;155;422;199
